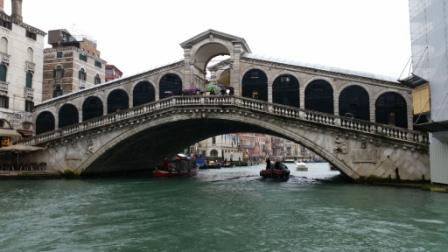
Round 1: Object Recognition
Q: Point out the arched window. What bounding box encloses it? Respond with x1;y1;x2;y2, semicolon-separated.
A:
83;96;103;121
36;111;55;134
25;71;33;88
133;81;155;107
305;80;334;114
210;149;219;157
242;69;268;101
339;85;370;120
0;64;7;82
375;92;408;128
27;47;33;62
94;74;101;84
78;68;86;81
0;37;8;54
53;85;63;98
53;65;64;79
159;74;182;99
273;74;300;107
107;89;129;114
58;104;79;128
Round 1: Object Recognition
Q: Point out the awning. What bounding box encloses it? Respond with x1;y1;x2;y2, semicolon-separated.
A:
0;144;44;153
0;129;22;137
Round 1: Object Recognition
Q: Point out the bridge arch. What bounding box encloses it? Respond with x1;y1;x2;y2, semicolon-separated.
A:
35;111;55;134
82;96;104;121
192;42;231;73
58;104;79;128
273;74;300;107
242;68;268;101
159;73;183;99
107;89;129;114
339;85;370;120
375;91;408;128
305;79;334;114
133;81;155;107
79;113;360;179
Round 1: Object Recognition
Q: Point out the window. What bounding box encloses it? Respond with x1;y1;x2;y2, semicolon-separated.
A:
78;68;86;81
94;74;101;84
0;95;8;108
26;71;33;88
26;30;37;40
0;64;7;82
95;60;102;68
27;48;34;62
212;137;216;145
0;20;11;30
57;52;63;58
79;53;87;61
53;85;63;98
25;100;34;112
0;37;8;54
53;66;64;79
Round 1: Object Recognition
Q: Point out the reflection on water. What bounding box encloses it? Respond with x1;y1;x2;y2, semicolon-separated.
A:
1;163;447;252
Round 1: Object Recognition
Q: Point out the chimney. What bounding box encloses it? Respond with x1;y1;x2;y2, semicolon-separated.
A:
0;0;4;12
11;0;23;23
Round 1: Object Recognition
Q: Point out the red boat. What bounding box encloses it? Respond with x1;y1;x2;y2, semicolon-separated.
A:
153;154;197;178
260;161;290;180
153;168;197;177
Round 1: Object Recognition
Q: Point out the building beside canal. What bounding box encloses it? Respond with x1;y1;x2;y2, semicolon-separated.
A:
192;134;243;161
42;29;107;101
105;64;123;82
409;0;448;185
0;0;45;138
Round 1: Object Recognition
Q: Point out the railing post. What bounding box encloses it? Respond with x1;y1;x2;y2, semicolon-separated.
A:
335;118;341;126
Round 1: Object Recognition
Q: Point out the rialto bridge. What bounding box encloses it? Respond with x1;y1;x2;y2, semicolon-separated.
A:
24;30;429;180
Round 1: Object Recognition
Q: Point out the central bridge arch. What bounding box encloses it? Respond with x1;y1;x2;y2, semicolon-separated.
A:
80;113;360;178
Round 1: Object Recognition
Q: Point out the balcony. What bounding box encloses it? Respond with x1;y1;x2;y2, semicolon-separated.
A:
25;61;35;72
24;87;34;99
0;80;8;94
0;52;10;66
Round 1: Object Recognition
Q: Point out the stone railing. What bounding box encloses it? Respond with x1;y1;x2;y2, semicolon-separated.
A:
0;80;8;93
22;95;429;146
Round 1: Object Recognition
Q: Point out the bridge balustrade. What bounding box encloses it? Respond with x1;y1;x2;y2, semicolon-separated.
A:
23;95;429;146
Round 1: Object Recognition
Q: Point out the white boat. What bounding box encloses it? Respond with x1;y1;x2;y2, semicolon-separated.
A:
295;161;308;171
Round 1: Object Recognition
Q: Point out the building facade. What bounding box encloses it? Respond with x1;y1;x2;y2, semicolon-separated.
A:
105;64;123;82
193;134;243;161
42;29;107;101
0;0;45;137
409;0;448;184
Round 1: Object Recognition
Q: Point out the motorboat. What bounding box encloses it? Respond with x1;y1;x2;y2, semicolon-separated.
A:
260;161;290;180
295;161;308;171
153;154;197;177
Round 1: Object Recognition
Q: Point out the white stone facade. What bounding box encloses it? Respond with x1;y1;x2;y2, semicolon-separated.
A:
0;10;44;134
194;134;243;161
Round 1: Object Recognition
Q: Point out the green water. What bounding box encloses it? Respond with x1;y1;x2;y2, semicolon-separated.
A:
1;164;447;252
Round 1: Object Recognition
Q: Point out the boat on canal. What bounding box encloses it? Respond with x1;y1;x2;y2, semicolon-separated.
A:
260;161;290;180
295;161;308;171
153;154;197;177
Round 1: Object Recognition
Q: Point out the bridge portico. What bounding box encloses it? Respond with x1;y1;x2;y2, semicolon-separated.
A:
25;30;427;180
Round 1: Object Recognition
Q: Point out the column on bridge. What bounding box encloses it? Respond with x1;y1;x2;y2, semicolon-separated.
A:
333;90;339;117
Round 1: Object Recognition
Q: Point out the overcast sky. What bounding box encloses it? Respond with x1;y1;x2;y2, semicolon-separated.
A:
8;0;411;79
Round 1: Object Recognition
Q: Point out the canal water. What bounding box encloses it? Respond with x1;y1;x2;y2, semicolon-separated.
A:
1;163;448;251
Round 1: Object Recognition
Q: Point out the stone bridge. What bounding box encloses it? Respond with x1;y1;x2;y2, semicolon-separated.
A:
23;96;429;180
23;29;430;180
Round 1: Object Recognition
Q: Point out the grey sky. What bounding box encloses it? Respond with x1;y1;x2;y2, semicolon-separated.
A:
11;0;411;79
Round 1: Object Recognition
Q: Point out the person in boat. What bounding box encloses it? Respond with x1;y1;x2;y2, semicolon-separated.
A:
266;158;272;170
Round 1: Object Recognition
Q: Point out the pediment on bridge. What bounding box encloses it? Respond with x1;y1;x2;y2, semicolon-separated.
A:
180;29;251;53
